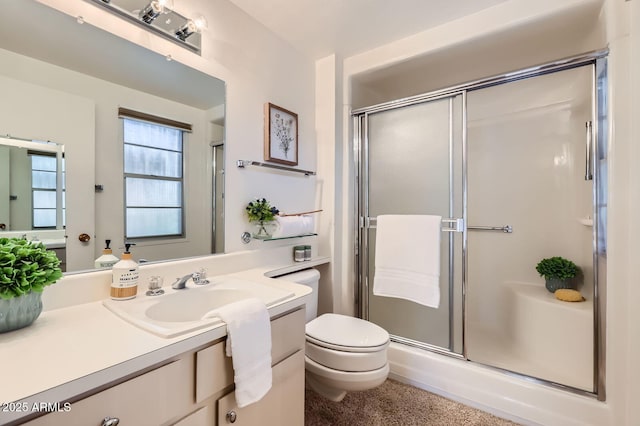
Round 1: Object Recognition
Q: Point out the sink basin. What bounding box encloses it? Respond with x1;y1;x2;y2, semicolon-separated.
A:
145;289;251;322
103;276;294;338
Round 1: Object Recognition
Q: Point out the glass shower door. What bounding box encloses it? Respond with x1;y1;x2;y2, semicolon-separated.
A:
465;65;596;391
362;94;464;353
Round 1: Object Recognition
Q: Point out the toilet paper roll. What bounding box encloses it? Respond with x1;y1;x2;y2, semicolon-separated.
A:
272;215;314;238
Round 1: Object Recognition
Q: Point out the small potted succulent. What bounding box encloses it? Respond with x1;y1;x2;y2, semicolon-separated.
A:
245;198;279;239
535;256;579;293
0;237;63;332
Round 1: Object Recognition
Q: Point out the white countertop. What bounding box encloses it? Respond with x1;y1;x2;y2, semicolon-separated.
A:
0;264;319;425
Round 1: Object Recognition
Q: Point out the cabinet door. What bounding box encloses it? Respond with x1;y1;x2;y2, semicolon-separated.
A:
217;350;304;426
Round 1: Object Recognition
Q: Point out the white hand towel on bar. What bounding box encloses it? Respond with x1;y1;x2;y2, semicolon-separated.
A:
373;214;442;308
202;298;272;407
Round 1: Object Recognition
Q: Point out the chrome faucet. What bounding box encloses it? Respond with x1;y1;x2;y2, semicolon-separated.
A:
172;273;195;290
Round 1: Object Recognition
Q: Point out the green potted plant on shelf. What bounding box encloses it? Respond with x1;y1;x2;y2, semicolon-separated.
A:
0;237;63;333
535;256;579;293
246;198;280;239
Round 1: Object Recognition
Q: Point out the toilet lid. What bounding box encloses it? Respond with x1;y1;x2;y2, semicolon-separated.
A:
306;313;389;350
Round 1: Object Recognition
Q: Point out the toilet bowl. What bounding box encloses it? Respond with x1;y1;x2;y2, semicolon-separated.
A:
278;269;390;402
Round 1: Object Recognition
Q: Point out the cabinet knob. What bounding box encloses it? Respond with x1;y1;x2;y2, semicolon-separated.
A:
102;417;120;426
78;233;91;242
226;410;237;423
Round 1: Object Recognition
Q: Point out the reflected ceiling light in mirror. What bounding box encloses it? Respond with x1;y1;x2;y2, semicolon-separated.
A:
139;0;174;24
175;14;207;41
86;0;204;54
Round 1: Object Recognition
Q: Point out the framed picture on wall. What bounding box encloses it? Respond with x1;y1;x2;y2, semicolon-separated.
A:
264;102;298;166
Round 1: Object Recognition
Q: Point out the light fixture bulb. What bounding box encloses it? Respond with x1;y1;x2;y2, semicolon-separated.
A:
192;15;208;32
139;0;174;24
174;15;207;41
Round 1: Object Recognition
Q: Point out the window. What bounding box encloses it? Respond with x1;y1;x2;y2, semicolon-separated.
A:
123;118;185;239
31;153;65;229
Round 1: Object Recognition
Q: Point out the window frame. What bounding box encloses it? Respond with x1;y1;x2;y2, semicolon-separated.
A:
121;110;190;240
30;151;65;230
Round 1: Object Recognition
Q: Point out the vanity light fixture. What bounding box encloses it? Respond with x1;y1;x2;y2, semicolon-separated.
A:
86;0;206;54
139;0;174;24
174;15;207;41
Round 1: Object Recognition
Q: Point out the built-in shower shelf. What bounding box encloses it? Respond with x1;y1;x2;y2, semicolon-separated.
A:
579;218;593;227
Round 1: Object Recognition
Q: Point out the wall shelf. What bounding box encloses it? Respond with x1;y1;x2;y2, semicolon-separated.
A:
259;233;317;241
236;160;316;176
241;232;317;244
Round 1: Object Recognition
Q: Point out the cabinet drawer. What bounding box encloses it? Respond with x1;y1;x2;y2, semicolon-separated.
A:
217;350;305;426
25;358;192;426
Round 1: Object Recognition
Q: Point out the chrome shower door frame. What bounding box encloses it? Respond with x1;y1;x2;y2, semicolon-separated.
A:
353;50;608;400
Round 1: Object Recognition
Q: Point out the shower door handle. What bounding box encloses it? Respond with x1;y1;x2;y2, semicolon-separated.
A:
585;121;593;181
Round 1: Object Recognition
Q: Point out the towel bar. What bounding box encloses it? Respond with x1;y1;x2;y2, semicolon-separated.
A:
468;225;513;233
362;217;512;234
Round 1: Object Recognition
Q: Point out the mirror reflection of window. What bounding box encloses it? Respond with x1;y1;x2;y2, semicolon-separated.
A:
30;152;65;229
122;115;188;239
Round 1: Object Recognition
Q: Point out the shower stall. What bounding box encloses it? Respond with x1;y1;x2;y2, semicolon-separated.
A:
354;52;608;398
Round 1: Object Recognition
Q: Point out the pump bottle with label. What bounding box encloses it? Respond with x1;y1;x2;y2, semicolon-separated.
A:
110;243;139;301
95;239;119;269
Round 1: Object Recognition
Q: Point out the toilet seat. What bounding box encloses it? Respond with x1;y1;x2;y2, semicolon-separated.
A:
305;313;390;353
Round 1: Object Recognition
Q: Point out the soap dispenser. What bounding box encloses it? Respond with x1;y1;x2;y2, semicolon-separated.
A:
110;243;139;301
95;239;119;269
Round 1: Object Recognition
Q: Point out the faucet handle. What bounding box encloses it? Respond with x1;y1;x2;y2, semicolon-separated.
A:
146;276;164;296
193;268;210;286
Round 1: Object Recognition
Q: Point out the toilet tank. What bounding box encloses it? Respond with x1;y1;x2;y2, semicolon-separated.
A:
277;268;320;322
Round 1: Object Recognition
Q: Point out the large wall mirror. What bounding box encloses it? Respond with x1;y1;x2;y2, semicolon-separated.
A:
0;1;226;273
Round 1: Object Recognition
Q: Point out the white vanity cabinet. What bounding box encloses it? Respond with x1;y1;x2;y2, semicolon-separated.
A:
23;307;305;426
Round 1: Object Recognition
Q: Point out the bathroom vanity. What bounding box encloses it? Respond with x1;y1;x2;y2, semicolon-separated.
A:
23;308;305;426
0;249;326;426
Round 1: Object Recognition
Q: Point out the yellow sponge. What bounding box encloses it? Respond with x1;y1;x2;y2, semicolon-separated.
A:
555;289;585;302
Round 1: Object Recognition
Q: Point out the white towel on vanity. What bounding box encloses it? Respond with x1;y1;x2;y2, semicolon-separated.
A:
202;298;272;407
373;214;442;308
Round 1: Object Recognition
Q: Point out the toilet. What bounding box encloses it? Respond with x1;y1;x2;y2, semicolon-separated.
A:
279;268;390;402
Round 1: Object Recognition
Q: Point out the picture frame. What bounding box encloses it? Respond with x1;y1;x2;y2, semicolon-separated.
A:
264;102;298;166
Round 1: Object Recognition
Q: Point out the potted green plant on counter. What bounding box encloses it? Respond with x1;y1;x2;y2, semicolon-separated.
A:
246;198;280;239
535;256;579;293
0;237;63;333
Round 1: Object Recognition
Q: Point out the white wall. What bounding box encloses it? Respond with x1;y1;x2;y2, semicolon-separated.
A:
625;2;640;423
320;0;637;424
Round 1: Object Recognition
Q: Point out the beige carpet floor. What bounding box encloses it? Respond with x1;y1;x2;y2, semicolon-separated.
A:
305;379;521;426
